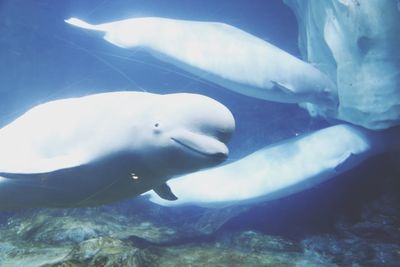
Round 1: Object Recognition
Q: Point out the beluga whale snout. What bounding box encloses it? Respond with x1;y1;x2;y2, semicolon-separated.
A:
171;131;229;160
155;93;235;171
0;91;235;210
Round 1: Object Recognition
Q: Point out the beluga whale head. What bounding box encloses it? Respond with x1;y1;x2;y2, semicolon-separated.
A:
135;93;235;178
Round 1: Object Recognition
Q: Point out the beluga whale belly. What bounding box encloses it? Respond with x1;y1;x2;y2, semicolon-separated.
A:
0;91;235;210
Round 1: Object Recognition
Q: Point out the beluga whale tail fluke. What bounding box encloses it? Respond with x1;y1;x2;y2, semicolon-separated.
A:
65;17;107;32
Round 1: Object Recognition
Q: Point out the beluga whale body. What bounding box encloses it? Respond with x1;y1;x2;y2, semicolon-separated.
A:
145;124;400;208
0;91;235;210
65;17;337;111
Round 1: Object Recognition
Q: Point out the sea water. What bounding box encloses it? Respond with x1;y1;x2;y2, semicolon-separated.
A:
0;1;399;266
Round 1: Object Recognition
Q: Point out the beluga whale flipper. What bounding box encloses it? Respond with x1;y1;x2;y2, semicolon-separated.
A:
65;17;337;110
0;91;235;210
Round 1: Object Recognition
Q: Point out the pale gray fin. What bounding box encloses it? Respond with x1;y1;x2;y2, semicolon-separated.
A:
153;182;178;201
334;153;355;173
271;81;295;95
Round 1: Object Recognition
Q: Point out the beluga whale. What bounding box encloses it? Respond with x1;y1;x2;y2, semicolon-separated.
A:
0;91;235;210
145;124;400;208
65;17;338;111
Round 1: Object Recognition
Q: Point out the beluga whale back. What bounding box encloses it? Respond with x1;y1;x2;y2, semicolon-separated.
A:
0;91;235;210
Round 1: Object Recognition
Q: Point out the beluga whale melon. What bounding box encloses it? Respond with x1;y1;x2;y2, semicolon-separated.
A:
0;91;235;210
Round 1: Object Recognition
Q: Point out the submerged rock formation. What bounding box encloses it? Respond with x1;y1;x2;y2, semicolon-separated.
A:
0;170;399;267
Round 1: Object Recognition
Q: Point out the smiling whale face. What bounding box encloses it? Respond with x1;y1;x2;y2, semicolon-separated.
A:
130;93;235;178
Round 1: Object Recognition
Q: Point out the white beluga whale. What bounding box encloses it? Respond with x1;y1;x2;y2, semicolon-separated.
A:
145;124;400;207
0;91;235;210
65;17;337;110
65;10;400;130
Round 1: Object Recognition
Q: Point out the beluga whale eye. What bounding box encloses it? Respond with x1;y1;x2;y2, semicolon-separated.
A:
153;122;161;134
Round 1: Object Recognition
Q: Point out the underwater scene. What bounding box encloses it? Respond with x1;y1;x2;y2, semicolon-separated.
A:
0;0;400;266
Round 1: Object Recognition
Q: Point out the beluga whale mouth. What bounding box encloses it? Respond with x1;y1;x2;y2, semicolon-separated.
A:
171;130;229;161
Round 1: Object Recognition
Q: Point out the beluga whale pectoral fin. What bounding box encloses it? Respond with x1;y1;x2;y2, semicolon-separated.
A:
271;81;296;95
153;182;178;201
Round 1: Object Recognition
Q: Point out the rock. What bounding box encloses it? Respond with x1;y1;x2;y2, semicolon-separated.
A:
46;237;144;267
1;206;180;245
44;234;331;267
220;230;301;253
301;188;400;267
350;222;397;241
0;172;399;266
0;241;69;267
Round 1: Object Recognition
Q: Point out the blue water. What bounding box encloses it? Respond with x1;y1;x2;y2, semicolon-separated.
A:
0;1;398;266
